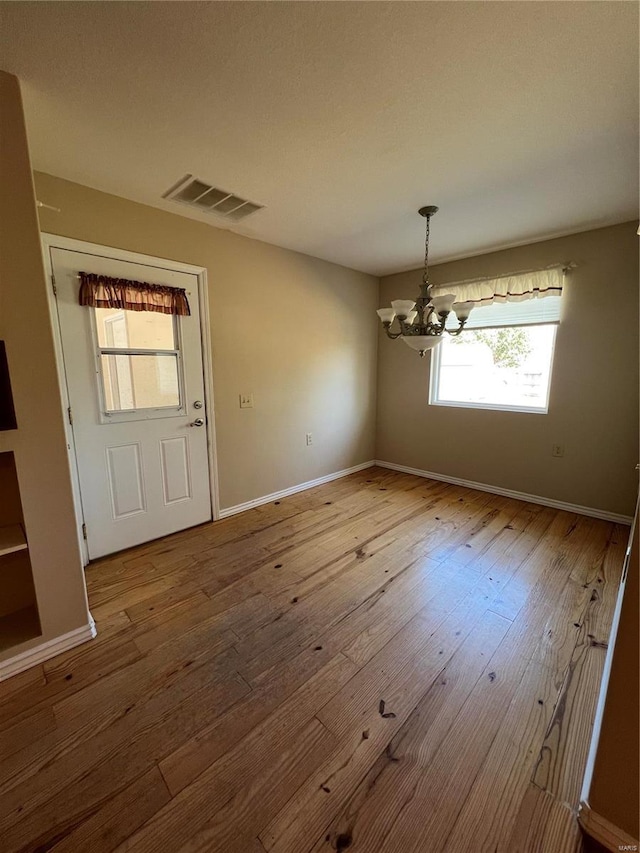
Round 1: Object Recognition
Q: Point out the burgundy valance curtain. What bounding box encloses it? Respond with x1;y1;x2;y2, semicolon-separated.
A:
78;272;191;316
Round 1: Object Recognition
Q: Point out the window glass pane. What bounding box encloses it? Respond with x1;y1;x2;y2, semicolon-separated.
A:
95;308;176;350
100;353;180;411
434;325;556;411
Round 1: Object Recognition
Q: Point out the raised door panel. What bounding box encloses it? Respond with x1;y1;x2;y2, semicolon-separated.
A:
106;443;146;519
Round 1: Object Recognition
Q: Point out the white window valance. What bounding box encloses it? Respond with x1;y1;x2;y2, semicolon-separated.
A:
431;264;566;306
446;294;563;330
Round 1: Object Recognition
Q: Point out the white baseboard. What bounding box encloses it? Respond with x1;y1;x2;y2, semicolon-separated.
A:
218;458;632;526
578;801;639;852
0;615;97;682
218;460;376;519
375;460;633;525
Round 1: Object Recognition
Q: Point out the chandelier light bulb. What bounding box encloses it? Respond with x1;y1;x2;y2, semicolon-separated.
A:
453;301;474;321
390;299;416;319
430;294;457;315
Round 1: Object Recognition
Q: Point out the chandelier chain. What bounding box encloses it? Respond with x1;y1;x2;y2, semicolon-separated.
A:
422;213;431;286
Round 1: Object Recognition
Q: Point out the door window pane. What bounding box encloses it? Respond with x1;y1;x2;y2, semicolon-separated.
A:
94;308;182;414
95;308;176;350
100;353;180;411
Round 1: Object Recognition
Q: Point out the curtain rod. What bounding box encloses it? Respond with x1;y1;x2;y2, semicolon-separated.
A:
436;261;576;290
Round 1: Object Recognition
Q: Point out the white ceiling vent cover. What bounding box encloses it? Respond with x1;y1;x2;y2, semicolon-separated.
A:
163;175;264;222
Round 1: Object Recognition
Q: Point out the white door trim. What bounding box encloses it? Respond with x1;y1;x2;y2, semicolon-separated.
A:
41;233;220;564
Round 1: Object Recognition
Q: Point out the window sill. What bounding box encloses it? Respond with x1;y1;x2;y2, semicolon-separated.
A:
428;399;549;415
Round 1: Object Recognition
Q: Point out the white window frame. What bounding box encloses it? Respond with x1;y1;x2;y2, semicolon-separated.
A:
429;322;558;415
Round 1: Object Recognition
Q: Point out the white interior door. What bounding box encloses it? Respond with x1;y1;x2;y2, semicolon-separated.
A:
50;246;213;559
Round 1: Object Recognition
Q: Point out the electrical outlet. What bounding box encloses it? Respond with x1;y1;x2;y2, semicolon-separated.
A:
305;432;313;446
552;444;565;458
239;393;254;409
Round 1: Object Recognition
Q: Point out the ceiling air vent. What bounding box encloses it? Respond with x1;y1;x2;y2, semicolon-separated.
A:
163;175;264;222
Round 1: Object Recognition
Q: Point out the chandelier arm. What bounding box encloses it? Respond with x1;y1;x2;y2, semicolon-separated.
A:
382;322;402;340
445;320;468;337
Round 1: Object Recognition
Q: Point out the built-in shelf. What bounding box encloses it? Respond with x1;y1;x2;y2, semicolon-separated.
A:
0;524;27;557
0;341;17;432
0;452;42;656
0;604;41;653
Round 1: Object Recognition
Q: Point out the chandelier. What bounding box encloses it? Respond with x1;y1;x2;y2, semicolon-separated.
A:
377;206;474;357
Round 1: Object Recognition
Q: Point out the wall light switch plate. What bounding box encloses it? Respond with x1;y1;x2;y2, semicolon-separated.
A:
239;393;254;409
552;444;565;458
305;432;313;446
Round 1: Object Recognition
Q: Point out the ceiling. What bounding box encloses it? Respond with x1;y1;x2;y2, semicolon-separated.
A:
1;2;638;276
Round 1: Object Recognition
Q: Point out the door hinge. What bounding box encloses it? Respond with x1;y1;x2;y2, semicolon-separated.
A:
67;406;73;425
51;273;57;296
82;523;87;540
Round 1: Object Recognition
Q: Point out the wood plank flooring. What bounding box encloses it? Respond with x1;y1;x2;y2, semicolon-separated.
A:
0;467;627;853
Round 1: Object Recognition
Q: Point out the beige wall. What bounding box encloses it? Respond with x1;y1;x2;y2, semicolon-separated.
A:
377;223;639;517
0;72;90;652
34;172;379;510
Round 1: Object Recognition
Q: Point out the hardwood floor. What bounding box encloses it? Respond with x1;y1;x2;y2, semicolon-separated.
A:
0;467;627;853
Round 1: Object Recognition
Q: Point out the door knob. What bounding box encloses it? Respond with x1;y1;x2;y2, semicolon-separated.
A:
189;418;205;427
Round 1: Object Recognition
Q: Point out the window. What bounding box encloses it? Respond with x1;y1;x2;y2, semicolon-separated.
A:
429;296;561;414
93;308;183;416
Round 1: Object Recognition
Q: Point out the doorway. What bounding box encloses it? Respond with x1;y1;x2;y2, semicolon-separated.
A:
43;235;219;561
